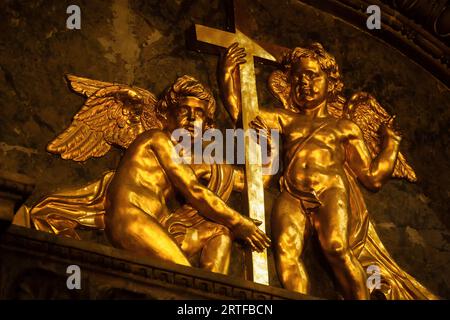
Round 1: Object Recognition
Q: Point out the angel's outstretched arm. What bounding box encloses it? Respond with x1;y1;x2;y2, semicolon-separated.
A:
149;130;271;251
343;119;401;191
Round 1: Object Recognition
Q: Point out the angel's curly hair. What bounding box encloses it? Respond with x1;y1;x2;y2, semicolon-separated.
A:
157;75;216;129
278;43;346;117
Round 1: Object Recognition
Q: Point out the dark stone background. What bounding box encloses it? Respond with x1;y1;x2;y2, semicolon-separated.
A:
0;0;448;298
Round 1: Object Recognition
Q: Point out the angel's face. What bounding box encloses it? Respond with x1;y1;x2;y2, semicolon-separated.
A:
290;57;328;110
172;96;208;137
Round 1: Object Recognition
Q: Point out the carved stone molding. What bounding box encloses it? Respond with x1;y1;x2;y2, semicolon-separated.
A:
0;225;315;300
299;0;450;86
383;0;449;39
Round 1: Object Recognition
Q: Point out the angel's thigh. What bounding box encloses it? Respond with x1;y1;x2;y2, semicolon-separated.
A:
117;208;191;267
272;191;309;261
312;188;370;299
312;188;349;255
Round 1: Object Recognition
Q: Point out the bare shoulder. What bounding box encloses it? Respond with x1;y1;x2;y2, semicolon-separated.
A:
146;129;169;140
337;118;363;138
135;129;171;147
260;106;295;125
270;106;296;117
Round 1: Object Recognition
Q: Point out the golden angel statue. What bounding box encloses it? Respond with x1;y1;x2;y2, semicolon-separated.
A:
220;42;437;299
22;74;270;274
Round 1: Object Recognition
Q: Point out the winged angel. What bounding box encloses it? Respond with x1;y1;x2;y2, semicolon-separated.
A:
26;74;270;274
220;42;437;299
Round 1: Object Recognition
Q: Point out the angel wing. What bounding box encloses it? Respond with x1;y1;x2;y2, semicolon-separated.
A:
344;92;417;182
47;74;163;161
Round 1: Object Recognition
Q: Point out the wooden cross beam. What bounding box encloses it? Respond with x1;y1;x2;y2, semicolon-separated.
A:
188;0;288;285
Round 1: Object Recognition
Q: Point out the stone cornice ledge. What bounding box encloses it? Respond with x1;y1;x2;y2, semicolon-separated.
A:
0;225;317;300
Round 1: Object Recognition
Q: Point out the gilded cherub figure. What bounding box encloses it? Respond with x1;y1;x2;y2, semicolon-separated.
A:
24;74;270;274
220;42;437;299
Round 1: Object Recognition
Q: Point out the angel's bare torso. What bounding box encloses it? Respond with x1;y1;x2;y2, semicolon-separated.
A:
263;108;375;200
106;132;173;225
278;112;353;197
105;129;218;266
106;130;212;224
105;130;219;257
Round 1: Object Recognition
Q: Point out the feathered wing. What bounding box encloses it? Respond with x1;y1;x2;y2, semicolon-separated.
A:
344;92;417;182
47;75;163;161
65;74;115;97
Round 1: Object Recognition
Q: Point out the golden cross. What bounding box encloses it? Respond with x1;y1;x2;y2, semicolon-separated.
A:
190;0;280;285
